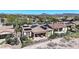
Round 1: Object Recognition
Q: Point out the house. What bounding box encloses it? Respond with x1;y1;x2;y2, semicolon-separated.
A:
21;24;47;37
31;25;51;41
32;25;47;37
70;21;79;31
66;17;74;21
0;26;16;43
0;17;15;40
21;24;52;38
41;24;53;37
21;22;68;38
48;22;67;35
21;22;68;39
63;20;79;32
0;25;15;40
21;24;32;37
72;21;79;25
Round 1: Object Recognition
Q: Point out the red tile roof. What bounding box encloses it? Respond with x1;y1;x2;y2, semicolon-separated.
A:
48;22;66;29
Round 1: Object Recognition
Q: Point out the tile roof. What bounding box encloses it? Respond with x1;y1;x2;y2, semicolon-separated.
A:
48;22;66;29
32;26;47;34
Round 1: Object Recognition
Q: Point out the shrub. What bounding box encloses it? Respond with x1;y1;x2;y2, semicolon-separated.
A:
20;36;33;47
48;34;57;39
76;25;79;29
6;37;18;45
64;36;71;41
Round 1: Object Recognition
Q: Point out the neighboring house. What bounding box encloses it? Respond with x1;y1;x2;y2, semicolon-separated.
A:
0;25;15;45
63;21;76;31
0;17;15;39
66;17;74;21
48;22;67;35
72;21;79;26
63;17;79;31
0;25;15;39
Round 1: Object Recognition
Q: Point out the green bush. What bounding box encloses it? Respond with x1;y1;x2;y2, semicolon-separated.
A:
20;36;33;47
48;34;57;39
6;37;18;45
76;25;79;29
64;32;79;41
64;36;71;41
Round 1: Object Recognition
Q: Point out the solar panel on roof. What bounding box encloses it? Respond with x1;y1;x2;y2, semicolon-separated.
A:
41;26;47;29
31;25;38;28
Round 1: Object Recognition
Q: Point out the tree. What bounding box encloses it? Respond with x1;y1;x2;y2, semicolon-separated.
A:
50;17;59;23
5;15;18;24
74;16;79;21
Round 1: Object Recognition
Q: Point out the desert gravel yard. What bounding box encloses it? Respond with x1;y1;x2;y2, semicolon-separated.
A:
1;37;79;49
23;38;79;49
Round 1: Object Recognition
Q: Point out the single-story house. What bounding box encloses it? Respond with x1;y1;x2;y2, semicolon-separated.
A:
66;17;75;21
0;25;15;39
21;22;68;39
0;25;15;45
21;24;53;38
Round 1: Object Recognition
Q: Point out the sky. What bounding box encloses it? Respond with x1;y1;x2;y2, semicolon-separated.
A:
0;10;79;14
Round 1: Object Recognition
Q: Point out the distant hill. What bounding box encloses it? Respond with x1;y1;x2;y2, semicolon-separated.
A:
0;13;79;16
54;13;79;16
39;13;79;16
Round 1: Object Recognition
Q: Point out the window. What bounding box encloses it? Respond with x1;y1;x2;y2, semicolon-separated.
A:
24;28;31;30
59;28;62;31
54;29;58;31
